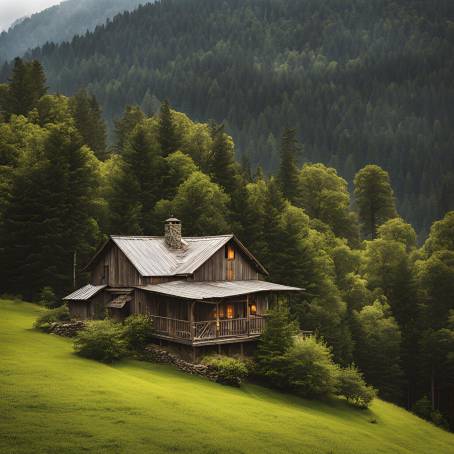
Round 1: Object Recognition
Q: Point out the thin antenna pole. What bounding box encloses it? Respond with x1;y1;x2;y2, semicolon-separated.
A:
73;251;77;289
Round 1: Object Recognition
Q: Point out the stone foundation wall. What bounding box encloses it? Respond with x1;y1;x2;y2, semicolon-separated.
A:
48;321;86;337
144;345;218;381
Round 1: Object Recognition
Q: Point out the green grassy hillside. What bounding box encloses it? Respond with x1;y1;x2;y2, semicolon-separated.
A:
0;299;452;454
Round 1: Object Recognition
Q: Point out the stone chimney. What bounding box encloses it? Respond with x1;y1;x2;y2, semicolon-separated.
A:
164;217;182;249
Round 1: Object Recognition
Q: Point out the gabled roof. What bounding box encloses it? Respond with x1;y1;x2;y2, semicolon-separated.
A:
85;235;268;277
63;284;106;301
139;280;303;301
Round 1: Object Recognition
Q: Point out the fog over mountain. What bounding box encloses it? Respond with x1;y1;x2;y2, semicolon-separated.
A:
0;0;146;61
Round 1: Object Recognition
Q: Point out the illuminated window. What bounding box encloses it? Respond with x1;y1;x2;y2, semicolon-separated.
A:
226;305;234;319
250;304;257;315
214;307;225;319
225;245;235;261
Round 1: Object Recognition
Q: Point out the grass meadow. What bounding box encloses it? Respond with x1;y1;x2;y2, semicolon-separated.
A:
1;299;453;453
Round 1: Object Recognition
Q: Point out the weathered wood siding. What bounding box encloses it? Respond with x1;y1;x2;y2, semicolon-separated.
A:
193;242;264;281
90;243;144;286
68;301;88;319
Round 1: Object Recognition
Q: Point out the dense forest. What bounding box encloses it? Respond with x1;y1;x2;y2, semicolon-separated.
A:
0;60;453;429
1;0;452;236
0;0;146;61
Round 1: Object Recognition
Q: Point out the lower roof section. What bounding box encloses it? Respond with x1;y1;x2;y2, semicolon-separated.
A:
63;284;107;301
138;280;303;301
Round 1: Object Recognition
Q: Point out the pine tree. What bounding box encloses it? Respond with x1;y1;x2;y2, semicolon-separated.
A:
70;90;107;160
354;165;398;238
1;125;100;298
158;100;180;156
209;124;239;195
114;105;145;151
278;128;300;203
108;126;165;234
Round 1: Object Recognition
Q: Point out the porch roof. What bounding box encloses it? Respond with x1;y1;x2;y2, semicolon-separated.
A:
63;284;107;301
139;280;303;301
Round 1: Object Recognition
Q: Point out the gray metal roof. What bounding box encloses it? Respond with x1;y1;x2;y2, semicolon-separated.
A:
139;280;303;301
110;234;264;277
63;284;106;301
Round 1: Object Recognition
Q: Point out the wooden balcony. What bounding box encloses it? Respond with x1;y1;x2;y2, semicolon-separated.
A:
151;315;266;345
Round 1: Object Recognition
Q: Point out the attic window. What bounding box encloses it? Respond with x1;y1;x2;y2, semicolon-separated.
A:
225;245;235;261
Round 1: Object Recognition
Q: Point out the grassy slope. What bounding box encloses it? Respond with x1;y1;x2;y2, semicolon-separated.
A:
0;300;453;454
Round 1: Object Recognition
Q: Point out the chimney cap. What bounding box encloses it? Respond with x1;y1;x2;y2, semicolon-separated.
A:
165;217;181;223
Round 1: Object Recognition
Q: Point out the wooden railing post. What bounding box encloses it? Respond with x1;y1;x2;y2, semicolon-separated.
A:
246;295;250;336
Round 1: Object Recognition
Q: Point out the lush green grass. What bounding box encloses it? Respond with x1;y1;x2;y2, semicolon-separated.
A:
1;299;453;454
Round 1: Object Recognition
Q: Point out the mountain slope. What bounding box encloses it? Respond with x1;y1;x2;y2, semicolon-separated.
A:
3;0;454;235
1;298;453;453
0;0;146;61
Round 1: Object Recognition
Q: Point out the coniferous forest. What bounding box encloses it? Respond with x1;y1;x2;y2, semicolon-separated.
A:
0;0;452;236
0;57;454;430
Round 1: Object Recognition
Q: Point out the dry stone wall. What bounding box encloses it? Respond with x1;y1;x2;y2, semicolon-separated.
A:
144;345;218;381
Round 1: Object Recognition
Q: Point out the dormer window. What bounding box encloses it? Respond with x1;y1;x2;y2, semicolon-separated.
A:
225;245;235;261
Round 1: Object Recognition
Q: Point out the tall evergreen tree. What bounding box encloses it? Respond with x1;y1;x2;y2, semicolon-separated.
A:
0;125;100;298
278;128;300;203
108;125;165;233
3;58;47;117
114;105;145;151
158;99;180;156
354;165;397;239
70;89;108;160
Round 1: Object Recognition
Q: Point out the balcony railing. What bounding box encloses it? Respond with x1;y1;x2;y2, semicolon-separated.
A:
151;315;266;342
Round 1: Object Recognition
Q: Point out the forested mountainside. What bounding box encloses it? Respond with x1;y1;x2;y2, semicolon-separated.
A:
2;61;454;428
0;0;146;61
3;0;452;237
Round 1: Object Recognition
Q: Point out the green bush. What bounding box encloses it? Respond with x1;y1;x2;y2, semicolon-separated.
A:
412;395;432;420
123;314;154;352
279;336;340;398
430;410;449;430
34;305;70;331
37;286;57;308
73;320;126;363
202;355;248;387
337;365;376;408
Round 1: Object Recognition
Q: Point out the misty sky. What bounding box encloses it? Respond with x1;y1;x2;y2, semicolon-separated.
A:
0;0;62;32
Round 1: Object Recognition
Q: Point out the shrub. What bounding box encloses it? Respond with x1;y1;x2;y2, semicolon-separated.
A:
412;395;432;420
38;286;58;308
337;365;376;408
279;336;340;398
73;320;126;363
430;410;449;430
123;314;154;352
202;355;248;387
34;305;70;331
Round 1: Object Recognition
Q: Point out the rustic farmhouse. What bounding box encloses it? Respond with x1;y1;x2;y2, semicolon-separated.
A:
64;218;302;358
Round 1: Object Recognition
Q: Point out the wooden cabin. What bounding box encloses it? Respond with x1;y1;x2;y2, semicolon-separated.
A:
64;218;302;359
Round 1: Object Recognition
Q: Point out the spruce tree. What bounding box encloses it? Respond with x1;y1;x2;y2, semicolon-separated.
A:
158;100;180;156
354;165;397;239
114;105;145;151
1;125;100;298
5;58;47;117
70;90;107;160
278;127;300;203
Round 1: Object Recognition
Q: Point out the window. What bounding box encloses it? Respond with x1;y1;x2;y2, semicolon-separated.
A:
226;305;234;319
249;303;257;316
225;245;235;261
